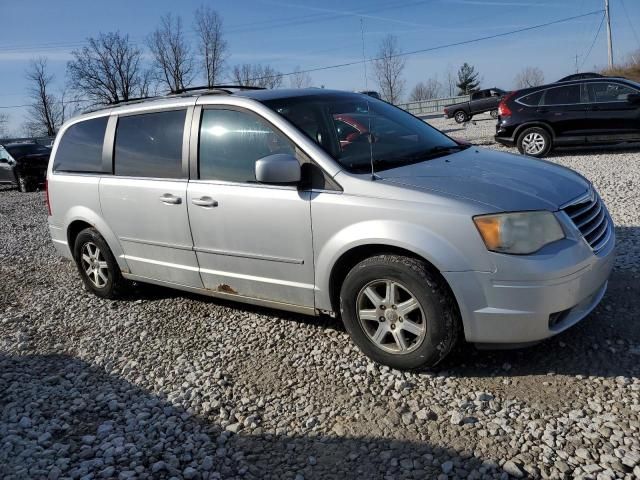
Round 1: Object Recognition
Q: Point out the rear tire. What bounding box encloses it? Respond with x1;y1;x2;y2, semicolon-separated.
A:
73;228;128;299
339;254;460;370
517;127;552;158
454;110;468;123
490;109;499;119
17;174;33;193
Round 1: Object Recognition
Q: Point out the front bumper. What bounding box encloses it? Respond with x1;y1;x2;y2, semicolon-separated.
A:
443;228;615;344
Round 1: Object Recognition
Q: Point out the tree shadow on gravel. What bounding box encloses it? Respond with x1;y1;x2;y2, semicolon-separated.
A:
0;353;503;480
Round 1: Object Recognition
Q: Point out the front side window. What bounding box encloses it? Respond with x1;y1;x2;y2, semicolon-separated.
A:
53;117;108;173
198;109;296;183
590;82;637;102
262;93;461;173
542;85;581;105
114;109;186;178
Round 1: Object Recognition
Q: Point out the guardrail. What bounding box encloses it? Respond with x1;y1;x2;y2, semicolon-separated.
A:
397;95;469;116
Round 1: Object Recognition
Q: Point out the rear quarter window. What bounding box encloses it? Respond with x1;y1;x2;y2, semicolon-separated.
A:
517;91;543;107
53;117;108;173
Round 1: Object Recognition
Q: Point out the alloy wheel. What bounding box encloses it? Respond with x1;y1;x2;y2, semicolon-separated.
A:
522;132;546;155
80;242;109;288
356;279;427;354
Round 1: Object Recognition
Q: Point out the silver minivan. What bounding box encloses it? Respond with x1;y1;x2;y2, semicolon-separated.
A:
46;88;615;369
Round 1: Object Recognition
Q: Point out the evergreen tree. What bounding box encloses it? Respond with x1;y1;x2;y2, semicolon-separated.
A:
456;63;480;95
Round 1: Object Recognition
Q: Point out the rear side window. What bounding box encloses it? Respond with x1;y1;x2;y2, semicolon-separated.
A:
198;109;295;183
53;117;108;173
542;85;581;105
517;91;543;107
114;109;186;178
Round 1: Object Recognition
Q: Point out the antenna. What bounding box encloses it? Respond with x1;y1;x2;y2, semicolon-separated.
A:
360;18;377;181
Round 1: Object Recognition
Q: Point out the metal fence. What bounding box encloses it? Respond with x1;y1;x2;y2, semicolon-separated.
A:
397;95;469;116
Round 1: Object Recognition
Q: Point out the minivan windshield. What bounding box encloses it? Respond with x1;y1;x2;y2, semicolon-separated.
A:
261;93;465;174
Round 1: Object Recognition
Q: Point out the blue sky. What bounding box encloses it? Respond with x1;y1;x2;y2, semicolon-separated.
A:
1;0;639;134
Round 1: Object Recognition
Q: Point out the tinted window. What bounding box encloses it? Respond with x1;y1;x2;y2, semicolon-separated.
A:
262;93;460;173
114;110;185;178
53;117;108;173
590;82;637;102
542;85;581;105
518;91;543;106
6;144;50;159
199;109;296;183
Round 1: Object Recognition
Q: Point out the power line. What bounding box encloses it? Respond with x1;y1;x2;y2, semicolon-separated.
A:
619;0;640;50
580;12;606;70
0;9;605;110
242;9;605;83
0;0;430;54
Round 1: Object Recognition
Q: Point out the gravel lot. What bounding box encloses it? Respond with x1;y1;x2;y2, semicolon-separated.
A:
1;116;639;480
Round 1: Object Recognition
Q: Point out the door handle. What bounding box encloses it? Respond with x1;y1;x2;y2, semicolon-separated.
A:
160;193;181;205
192;196;218;207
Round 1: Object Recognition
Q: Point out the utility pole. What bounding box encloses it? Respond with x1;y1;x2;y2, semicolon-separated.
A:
605;0;613;68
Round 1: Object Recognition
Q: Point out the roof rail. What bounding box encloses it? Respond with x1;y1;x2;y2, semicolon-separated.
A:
83;85;267;114
171;85;266;94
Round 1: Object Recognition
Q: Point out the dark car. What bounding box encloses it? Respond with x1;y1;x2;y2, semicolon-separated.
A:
557;72;604;82
0;143;51;192
495;78;640;157
357;90;382;100
443;88;507;123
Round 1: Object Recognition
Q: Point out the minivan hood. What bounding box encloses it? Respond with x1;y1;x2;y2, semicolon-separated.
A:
378;147;589;211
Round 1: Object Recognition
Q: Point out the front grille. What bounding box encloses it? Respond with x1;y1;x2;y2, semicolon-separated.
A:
563;190;611;253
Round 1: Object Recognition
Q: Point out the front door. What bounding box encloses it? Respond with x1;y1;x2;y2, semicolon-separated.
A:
585;81;640;142
99;108;203;288
187;107;315;308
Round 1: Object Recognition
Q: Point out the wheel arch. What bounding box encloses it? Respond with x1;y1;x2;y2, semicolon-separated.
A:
325;243;461;319
514;122;556;142
64;207;130;273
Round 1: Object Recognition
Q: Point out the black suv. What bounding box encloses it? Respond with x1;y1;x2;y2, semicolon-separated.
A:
495;78;640;157
0;143;51;191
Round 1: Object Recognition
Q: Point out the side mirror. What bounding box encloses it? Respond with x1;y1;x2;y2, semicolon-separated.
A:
255;153;301;184
628;93;640;104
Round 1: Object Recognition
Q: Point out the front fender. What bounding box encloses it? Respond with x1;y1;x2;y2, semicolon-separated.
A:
314;219;490;311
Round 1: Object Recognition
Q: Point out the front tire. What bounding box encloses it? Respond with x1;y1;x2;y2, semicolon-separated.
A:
490;109;498;119
73;228;128;299
453;110;468;123
517;127;552;157
339;255;460;370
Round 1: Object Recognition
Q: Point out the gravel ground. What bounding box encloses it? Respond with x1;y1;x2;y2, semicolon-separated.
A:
1;118;639;480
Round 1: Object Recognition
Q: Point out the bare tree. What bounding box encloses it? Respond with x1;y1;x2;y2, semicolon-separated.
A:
514;67;545;88
68;32;150;105
444;65;456;97
373;34;406;104
232;64;283;89
148;13;195;92
25;58;63;136
289;66;312;88
409;78;442;102
194;5;227;87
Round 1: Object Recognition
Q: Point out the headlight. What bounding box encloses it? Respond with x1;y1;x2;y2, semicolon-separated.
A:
473;211;564;254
